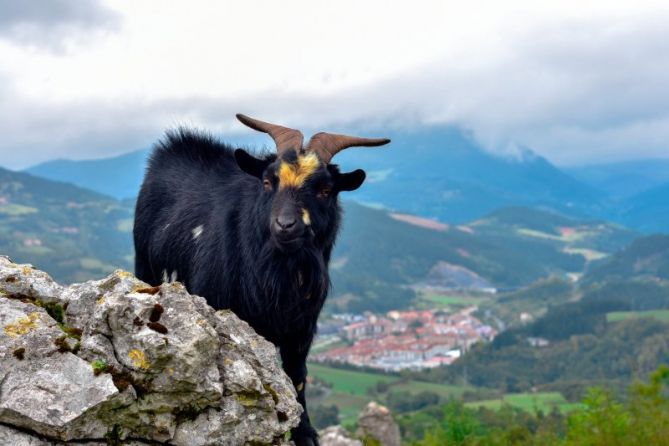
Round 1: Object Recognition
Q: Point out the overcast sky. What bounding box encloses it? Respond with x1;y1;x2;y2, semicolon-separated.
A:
1;0;668;169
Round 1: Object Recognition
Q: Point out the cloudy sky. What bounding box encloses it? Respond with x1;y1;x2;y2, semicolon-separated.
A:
1;0;668;169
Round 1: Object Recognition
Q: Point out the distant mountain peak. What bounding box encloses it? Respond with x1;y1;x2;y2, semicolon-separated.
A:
24;148;150;200
19;124;667;232
486;142;542;164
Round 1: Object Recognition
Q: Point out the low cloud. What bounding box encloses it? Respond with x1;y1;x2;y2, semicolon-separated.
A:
0;2;668;168
0;0;119;50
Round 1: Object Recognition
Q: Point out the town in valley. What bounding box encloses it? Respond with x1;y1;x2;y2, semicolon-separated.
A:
312;301;497;372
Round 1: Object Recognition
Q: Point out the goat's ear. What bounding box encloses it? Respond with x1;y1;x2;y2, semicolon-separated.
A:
234;149;266;178
336;169;366;192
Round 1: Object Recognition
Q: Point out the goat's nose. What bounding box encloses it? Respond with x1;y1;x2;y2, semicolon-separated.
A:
275;215;297;230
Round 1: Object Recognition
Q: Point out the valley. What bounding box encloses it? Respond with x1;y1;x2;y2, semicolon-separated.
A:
2;135;669;442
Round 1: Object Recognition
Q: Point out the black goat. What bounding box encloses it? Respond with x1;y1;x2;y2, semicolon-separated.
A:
133;114;389;445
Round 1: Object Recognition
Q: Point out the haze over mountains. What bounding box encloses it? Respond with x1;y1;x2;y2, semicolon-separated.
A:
26;149;150;201
4;121;666;319
331;203;636;312
5;123;667;299
24;125;669;233
617;182;669;233
567;159;669;198
0;163;635;295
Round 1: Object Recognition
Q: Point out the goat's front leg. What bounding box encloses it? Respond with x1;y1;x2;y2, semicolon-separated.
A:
280;338;318;446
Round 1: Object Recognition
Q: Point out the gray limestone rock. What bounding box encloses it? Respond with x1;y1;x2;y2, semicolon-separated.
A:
319;426;363;446
356;402;401;446
0;256;301;445
0;257;62;303
0;424;152;445
0;423;53;446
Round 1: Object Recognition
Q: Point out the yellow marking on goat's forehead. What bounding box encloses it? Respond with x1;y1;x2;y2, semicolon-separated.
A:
278;153;320;189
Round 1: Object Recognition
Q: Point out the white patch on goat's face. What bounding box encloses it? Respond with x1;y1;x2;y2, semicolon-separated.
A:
161;269;168;283
192;225;204;239
302;208;311;226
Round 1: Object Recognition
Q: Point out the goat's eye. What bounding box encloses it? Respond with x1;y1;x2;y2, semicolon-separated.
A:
263;179;272;190
319;187;331;198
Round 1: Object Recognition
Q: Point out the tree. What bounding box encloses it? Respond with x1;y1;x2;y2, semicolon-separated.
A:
310;404;340;430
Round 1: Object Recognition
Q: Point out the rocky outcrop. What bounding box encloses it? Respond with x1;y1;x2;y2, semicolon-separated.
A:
319;402;400;446
356;402;401;446
319;426;361;446
0;256;301;445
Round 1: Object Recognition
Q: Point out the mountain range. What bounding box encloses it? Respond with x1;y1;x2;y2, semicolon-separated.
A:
616;182;669;233
23;125;669;233
26;149;150;201
567;159;669;198
0;163;641;317
330;203;635;312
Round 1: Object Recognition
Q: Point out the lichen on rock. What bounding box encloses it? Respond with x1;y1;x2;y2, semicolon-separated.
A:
0;256;301;445
3;311;42;337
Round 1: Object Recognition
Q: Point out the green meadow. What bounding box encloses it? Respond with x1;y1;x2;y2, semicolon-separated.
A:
607;309;669;323
415;291;490;309
308;363;583;427
465;391;582;413
308;363;398;396
308;363;472;426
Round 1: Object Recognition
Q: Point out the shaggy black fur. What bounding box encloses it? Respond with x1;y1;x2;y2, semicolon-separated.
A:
133;128;367;445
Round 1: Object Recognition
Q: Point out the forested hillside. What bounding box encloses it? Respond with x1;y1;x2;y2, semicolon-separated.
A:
0;167;134;282
418;237;669;396
0;166;638;313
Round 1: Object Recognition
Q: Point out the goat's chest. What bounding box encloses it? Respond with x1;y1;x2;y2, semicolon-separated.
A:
247;288;325;344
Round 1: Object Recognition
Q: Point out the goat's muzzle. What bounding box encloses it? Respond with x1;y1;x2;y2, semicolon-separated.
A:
271;209;306;253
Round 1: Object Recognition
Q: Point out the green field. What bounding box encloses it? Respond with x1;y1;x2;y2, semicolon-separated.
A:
308;363;579;427
390;379;469;398
309;363;398;395
465;392;581;413
319;392;371;427
308;363;472;426
309;363;470;397
80;257;117;273
0;204;39;216
607;310;669;323
416;291;490;309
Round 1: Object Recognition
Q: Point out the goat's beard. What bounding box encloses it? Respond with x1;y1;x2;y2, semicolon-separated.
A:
256;237;329;325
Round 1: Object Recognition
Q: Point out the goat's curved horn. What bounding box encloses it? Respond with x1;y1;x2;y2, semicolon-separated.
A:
306;132;391;164
236;114;304;155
